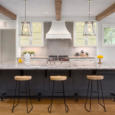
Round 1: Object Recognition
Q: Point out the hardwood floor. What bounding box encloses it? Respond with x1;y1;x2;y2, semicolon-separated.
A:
0;99;115;115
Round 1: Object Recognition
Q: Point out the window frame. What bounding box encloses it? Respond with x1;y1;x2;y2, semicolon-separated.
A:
19;22;44;47
102;24;115;47
73;21;98;47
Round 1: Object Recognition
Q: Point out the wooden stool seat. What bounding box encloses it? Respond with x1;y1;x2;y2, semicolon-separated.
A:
14;76;32;81
87;75;104;80
50;75;67;81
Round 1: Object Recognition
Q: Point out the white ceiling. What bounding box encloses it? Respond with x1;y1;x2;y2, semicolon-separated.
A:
0;0;115;18
108;12;115;18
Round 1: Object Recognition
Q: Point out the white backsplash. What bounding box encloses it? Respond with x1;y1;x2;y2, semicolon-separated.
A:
21;46;96;57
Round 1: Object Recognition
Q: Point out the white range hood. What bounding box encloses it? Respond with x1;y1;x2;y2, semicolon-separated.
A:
46;21;72;39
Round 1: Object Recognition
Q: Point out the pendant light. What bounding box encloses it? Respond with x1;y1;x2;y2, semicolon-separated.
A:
83;0;96;36
21;0;31;36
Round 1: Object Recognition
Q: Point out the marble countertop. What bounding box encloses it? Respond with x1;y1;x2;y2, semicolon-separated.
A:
31;56;95;59
0;60;115;70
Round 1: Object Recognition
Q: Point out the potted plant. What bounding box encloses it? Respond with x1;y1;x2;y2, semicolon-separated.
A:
23;51;28;56
97;55;103;64
30;51;35;57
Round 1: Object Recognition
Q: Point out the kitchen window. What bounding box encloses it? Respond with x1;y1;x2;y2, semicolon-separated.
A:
74;22;97;47
20;22;44;47
103;25;115;46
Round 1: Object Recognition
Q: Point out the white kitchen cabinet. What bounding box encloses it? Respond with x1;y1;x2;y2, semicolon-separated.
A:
20;22;44;47
0;29;16;64
74;22;97;47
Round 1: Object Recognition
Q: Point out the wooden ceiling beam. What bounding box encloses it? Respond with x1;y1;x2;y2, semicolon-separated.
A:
96;3;115;21
0;5;16;20
55;0;62;20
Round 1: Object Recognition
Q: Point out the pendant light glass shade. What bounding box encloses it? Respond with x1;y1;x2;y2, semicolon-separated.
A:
83;0;96;36
20;0;31;36
83;21;96;36
21;21;31;36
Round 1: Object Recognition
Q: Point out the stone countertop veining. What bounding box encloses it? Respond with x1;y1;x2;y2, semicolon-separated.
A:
0;60;115;70
31;56;95;59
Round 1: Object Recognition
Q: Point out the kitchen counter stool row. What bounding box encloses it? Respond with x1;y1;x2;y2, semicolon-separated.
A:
11;74;106;113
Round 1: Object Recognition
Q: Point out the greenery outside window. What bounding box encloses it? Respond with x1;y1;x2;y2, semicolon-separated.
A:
103;25;115;46
74;22;97;47
20;22;44;47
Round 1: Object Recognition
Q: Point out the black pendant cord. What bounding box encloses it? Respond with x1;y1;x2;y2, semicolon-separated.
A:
25;0;27;21
88;0;91;20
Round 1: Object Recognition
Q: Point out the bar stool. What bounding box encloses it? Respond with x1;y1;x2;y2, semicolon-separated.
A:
48;75;69;113
84;75;106;112
12;76;33;113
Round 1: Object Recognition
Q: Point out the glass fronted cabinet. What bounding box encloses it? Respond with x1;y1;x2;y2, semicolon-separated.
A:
20;22;44;47
74;22;97;47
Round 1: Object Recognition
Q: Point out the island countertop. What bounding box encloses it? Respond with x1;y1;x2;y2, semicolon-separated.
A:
0;60;114;70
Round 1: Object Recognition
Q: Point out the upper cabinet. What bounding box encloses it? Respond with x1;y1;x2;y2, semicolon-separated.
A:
103;24;115;46
20;22;44;47
73;22;97;47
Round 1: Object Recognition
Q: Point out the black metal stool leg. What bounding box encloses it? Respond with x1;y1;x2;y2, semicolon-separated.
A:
12;81;20;112
48;81;55;113
89;81;93;112
84;80;91;112
85;79;106;112
99;81;106;112
97;80;100;104
28;81;33;111
25;81;33;113
84;80;93;112
62;81;69;112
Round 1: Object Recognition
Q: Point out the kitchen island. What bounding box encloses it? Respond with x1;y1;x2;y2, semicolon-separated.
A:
0;61;115;99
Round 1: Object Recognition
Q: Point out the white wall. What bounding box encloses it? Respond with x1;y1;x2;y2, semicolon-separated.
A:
0;14;16;29
97;16;115;62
